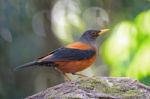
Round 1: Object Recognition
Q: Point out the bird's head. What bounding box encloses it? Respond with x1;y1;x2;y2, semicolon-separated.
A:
79;29;109;44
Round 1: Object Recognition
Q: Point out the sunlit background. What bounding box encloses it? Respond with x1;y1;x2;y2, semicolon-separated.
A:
0;0;150;98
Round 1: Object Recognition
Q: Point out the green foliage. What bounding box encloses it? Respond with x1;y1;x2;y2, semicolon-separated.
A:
101;10;150;85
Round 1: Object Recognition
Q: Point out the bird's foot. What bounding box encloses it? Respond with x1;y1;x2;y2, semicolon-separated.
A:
54;68;72;81
72;73;89;78
92;75;96;77
64;73;72;81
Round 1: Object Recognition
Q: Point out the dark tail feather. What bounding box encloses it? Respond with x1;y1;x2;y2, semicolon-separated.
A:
14;61;38;71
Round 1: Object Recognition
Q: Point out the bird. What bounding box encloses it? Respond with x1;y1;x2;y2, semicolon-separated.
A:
14;29;109;80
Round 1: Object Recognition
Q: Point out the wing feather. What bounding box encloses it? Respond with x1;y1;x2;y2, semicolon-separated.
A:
39;48;96;62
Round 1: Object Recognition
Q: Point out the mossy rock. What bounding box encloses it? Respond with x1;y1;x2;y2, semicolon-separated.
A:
26;77;150;99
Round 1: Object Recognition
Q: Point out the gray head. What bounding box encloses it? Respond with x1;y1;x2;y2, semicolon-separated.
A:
79;29;109;44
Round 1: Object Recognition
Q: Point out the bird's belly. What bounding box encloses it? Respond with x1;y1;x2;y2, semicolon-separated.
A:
56;56;96;73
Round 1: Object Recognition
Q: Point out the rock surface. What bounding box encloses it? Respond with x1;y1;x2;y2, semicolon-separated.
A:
26;77;150;99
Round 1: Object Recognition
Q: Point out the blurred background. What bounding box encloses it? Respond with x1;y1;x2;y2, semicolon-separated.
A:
0;0;150;98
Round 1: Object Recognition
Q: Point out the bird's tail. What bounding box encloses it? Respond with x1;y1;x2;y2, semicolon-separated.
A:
14;61;38;71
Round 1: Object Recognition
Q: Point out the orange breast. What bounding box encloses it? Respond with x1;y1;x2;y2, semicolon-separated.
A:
56;55;96;73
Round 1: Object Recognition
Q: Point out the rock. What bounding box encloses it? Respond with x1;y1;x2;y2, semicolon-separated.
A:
25;77;150;99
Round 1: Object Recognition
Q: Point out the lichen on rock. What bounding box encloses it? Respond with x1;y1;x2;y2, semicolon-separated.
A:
26;77;150;99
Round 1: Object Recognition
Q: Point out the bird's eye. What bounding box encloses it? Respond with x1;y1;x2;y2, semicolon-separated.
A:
92;32;98;37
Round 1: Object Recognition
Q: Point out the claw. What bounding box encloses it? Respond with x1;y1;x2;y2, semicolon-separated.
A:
64;73;71;81
72;73;88;77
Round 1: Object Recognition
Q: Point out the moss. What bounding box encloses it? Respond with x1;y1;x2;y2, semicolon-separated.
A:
78;77;107;90
78;77;143;98
123;89;143;98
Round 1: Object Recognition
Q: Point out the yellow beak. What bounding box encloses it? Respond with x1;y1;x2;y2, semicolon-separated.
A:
99;29;110;35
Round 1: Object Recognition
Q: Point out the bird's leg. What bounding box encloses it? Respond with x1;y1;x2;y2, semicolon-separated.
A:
72;72;88;78
63;73;71;81
54;67;71;81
